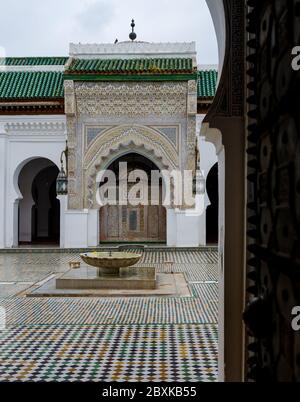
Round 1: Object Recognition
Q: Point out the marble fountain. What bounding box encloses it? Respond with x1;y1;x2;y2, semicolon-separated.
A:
56;251;157;290
26;250;190;297
80;251;142;276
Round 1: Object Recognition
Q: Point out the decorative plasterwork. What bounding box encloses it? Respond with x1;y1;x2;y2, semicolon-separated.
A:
74;81;188;118
66;116;78;208
4;120;66;134
186;116;197;172
85;125;179;152
70;42;197;64
83;125;179;208
64;80;76;116
187;80;198;115
66;80;192;210
84;125;178;170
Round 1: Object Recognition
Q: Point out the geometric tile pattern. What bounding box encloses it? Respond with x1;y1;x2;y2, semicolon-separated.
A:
0;249;218;268
0;324;218;382
189;283;218;302
0;296;218;326
153;264;218;282
0;250;219;382
0;250;219;296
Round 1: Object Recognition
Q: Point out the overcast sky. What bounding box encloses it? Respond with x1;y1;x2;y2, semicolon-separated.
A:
0;0;218;64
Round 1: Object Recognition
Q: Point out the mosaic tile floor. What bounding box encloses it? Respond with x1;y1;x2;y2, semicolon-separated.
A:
0;324;217;382
0;249;219;382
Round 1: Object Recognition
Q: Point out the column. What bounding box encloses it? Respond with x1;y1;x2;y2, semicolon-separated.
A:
0;125;7;248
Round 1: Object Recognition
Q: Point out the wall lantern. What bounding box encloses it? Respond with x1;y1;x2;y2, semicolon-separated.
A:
193;161;205;196
56;141;69;195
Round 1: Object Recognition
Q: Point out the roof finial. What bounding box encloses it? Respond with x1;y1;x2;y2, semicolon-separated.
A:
129;19;137;41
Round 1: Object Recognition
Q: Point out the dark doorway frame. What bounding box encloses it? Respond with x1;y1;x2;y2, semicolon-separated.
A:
206;163;219;245
17;159;60;246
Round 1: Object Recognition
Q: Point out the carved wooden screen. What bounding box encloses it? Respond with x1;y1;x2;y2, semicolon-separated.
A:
244;0;300;381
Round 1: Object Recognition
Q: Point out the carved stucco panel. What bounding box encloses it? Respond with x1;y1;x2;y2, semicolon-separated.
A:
66;116;76;147
66;115;83;209
187;80;198;116
84;126;179;170
64;80;76;116
83;125;180;209
65;81;192;210
186;116;197;172
74;82;188;118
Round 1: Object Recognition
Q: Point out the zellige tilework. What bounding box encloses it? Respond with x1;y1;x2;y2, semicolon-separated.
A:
0;249;219;382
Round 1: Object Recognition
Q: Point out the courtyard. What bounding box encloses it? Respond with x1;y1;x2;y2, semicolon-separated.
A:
0;249;218;382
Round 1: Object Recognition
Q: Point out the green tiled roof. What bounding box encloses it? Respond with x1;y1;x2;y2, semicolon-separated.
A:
0;71;64;99
197;70;218;98
0;57;68;66
66;58;195;75
0;54;217;101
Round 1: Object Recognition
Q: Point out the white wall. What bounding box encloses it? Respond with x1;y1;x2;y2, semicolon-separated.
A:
197;115;218;181
59;195;99;249
167;193;206;247
0;115;66;248
167;210;203;247
196;114;218;245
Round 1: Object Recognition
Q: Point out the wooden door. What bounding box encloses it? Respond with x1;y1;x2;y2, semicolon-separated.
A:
100;204;166;243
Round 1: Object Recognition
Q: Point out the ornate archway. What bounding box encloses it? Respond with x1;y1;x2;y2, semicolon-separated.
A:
83;125;179;209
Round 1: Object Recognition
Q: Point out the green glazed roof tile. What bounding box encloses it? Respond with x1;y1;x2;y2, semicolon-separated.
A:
0;57;68;66
0;55;218;100
66;58;195;75
0;71;64;99
197;70;218;98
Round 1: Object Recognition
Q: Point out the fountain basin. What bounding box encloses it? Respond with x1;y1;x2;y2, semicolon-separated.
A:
80;252;142;276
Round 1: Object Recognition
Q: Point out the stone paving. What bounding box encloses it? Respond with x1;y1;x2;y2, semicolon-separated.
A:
0;249;219;382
